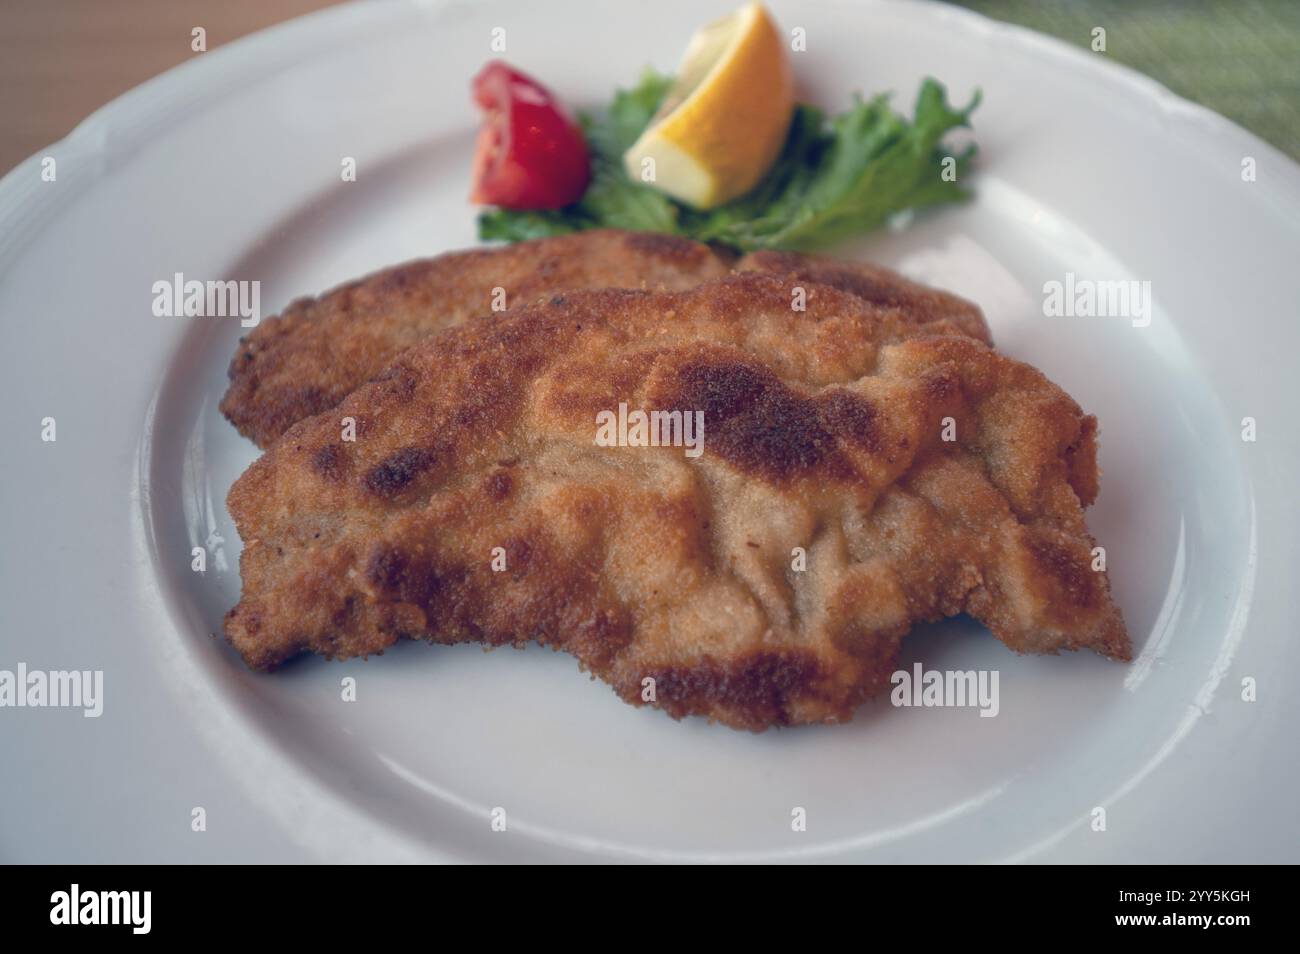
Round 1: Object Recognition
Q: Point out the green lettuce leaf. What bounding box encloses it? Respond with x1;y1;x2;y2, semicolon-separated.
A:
477;71;979;251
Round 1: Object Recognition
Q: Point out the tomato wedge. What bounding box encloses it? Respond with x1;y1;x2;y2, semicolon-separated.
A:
470;61;590;210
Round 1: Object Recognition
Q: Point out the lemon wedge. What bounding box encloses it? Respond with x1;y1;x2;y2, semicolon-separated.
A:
623;2;794;210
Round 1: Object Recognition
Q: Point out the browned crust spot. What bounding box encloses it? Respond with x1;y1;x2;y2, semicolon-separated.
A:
643;651;826;727
362;447;434;497
311;444;345;481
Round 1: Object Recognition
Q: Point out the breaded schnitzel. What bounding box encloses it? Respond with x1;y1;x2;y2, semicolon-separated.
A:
224;273;1128;731
221;230;988;447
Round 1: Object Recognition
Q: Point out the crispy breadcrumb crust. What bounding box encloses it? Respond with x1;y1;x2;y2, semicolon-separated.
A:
225;273;1127;731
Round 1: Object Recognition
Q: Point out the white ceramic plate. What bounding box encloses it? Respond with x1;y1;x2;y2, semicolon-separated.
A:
2;0;1297;863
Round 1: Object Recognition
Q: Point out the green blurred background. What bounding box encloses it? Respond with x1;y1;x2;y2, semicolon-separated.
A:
951;0;1300;158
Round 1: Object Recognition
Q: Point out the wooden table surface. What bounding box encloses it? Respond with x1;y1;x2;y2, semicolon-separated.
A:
0;0;344;174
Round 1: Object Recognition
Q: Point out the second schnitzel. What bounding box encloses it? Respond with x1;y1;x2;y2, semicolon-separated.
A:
221;230;988;446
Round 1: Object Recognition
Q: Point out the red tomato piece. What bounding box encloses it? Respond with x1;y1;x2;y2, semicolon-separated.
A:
470;60;590;210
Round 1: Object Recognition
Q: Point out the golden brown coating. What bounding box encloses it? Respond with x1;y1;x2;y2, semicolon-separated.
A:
220;230;988;447
224;273;1128;731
